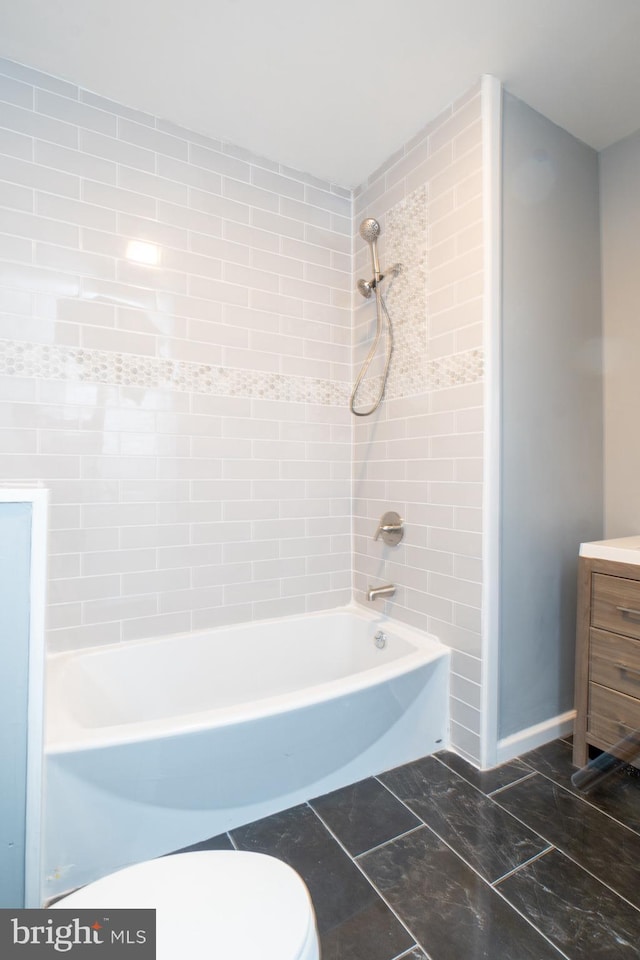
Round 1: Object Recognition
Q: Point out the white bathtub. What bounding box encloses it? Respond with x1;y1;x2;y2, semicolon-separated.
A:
43;605;449;902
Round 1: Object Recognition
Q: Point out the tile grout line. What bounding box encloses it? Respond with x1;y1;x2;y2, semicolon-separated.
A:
440;741;640;841
491;844;640;913
490;844;556;886
488;876;572;960
306;802;435;960
519;762;640;839
529;842;640;918
378;759;553;877
486;770;537;797
489;776;640;916
347;820;425;861
377;772;545;891
393;949;428;960
374;772;574;959
435;750;538;796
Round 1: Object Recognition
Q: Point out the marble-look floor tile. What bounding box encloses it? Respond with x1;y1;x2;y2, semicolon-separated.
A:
379;755;549;882
319;897;416;960
310;776;421;856
519;738;583;787
520;739;640;835
497;846;640;959
437;750;532;794
231;804;414;960
494;773;640;908
359;826;564;960
168;832;234;854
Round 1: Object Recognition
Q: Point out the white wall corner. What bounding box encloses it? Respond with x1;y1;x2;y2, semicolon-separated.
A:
496;710;576;765
480;74;503;769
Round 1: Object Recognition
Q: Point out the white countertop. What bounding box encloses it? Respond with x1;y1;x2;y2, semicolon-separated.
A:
580;535;640;564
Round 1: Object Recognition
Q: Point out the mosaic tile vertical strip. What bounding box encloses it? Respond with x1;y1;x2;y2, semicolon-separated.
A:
385;185;428;398
353;181;483;406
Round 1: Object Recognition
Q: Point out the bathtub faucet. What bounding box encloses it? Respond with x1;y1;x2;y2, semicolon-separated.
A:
366;584;395;602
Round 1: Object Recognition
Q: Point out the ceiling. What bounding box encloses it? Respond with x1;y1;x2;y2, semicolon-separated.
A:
2;0;640;187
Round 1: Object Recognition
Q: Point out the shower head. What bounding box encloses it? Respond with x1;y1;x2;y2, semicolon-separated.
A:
359;218;381;243
359;217;381;280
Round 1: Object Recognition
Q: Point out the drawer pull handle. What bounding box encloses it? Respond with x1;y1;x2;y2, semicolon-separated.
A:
616;605;640;620
620;666;640;681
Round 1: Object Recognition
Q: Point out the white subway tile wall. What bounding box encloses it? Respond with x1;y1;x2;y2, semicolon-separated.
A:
0;57;353;652
0;57;486;764
353;82;484;763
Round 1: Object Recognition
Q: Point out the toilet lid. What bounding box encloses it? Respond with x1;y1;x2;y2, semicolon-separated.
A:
51;851;319;960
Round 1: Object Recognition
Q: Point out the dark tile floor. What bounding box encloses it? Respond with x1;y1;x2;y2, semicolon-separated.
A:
174;739;640;959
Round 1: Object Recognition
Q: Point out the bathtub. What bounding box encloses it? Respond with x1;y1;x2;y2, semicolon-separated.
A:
43;604;449;901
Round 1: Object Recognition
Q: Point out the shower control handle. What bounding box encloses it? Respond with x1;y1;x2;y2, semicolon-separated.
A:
374;511;404;546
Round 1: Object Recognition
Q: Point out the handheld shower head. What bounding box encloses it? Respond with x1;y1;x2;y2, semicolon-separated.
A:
359;218;381;280
359;218;381;243
351;213;396;417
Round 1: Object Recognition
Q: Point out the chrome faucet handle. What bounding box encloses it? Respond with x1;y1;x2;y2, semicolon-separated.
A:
373;511;404;546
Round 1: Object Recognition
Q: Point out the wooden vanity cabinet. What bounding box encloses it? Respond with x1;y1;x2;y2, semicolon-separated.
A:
573;555;640;769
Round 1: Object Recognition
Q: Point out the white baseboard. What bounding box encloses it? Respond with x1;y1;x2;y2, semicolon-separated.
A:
495;710;576;765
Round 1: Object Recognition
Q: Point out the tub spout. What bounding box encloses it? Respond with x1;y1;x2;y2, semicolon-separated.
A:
366;584;395;602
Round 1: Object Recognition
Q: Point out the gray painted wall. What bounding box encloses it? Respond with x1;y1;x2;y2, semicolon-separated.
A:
600;130;640;538
0;502;32;908
499;93;603;740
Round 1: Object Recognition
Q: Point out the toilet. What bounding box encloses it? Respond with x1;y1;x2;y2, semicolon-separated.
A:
50;850;320;960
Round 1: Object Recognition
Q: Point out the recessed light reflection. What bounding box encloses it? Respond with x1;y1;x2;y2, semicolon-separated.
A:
126;240;160;266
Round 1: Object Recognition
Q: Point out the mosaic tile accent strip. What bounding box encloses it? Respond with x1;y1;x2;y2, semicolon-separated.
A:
0;338;483;403
0;339;351;405
385;185;429;397
352;346;483;406
427;348;484;389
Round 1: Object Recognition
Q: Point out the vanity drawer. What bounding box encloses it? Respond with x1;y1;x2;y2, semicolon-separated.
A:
588;682;640;744
591;573;640;640
590;629;640;698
